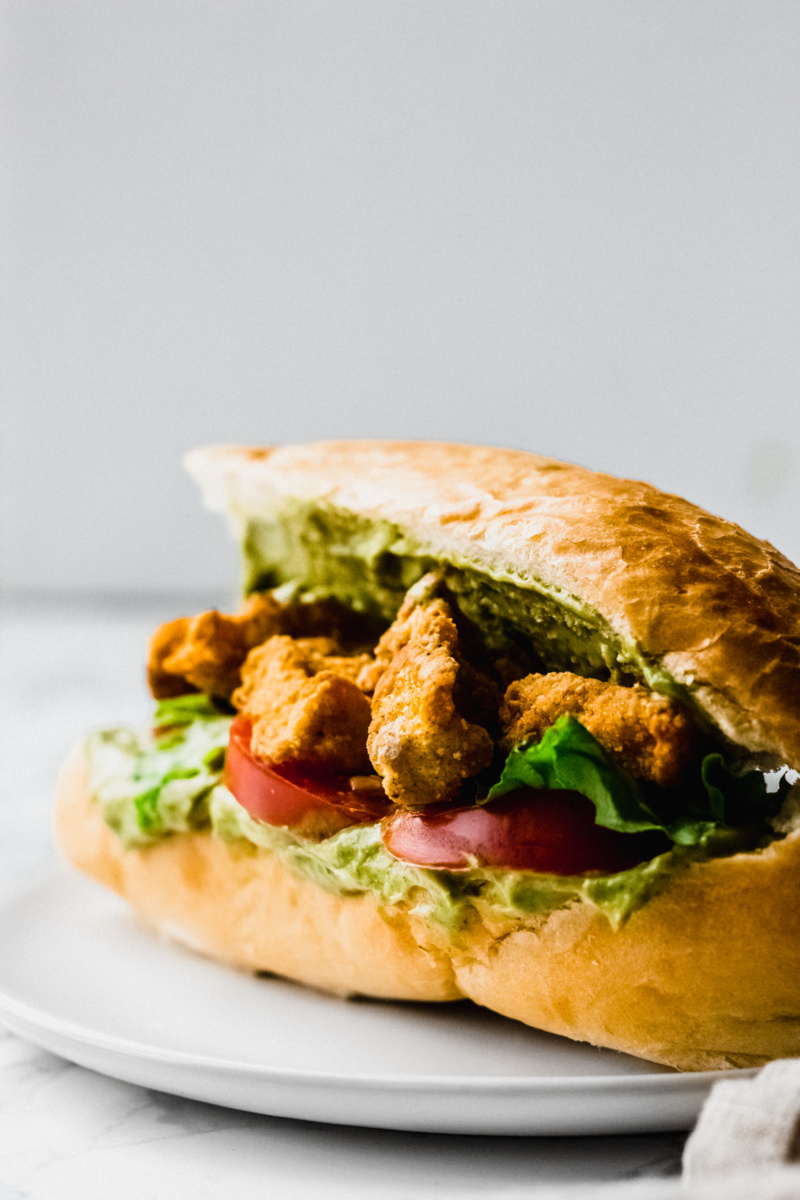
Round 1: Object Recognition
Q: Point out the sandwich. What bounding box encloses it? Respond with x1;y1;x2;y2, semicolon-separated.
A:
55;440;800;1071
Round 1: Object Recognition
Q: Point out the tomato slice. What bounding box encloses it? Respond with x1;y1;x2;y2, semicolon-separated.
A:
382;789;669;875
224;717;391;836
225;718;667;871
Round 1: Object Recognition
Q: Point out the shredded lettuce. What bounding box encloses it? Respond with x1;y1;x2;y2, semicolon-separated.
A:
87;698;232;845
155;693;222;721
487;714;786;845
153;692;227;728
86;698;783;926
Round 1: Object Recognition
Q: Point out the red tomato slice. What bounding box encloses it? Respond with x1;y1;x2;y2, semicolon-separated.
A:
382;789;669;875
224;717;391;836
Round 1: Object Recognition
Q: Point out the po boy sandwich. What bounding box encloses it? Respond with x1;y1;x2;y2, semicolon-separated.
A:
56;441;800;1071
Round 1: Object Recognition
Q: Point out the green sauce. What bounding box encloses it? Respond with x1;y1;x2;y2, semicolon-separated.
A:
85;722;754;931
239;498;691;702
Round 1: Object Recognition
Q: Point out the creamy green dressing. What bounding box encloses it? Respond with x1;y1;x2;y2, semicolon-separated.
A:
238;498;691;706
85;722;752;932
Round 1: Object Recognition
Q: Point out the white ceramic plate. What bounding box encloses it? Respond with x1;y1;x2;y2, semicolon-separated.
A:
0;871;748;1135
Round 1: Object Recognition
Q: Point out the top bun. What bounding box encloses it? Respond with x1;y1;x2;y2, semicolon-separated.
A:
185;441;800;770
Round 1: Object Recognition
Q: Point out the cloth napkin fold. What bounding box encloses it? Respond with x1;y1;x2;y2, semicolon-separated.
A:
522;1058;800;1199
683;1057;800;1180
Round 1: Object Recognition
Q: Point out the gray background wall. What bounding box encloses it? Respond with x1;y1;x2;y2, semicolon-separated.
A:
3;1;799;595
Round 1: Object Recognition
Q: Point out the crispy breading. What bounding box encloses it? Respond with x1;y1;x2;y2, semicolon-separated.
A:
356;573;441;695
148;593;286;700
233;637;373;772
366;599;494;806
500;672;694;787
147;617;197;699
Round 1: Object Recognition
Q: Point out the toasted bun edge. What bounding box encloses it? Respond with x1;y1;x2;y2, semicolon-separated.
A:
185;441;800;769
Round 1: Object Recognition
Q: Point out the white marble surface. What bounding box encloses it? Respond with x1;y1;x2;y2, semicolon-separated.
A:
0;598;688;1198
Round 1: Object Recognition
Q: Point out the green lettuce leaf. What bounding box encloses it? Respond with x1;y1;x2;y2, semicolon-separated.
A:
154;693;225;729
87;695;233;845
487;714;784;845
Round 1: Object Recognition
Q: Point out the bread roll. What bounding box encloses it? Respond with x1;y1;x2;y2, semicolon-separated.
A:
56;745;800;1072
186;441;800;770
56;441;800;1071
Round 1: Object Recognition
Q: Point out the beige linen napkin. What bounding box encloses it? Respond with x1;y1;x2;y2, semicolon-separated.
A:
513;1059;800;1198
683;1058;800;1180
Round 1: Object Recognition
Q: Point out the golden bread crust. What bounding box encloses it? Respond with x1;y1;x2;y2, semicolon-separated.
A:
57;747;800;1071
452;831;800;1070
54;748;460;1002
185;441;800;770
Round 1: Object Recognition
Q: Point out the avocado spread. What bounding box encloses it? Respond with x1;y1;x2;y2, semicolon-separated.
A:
84;713;757;932
239;498;689;703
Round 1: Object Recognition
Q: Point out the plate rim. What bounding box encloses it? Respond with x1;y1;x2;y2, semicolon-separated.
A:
0;986;754;1093
0;873;757;1095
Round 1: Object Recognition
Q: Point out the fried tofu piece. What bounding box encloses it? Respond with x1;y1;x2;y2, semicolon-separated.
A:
366;598;494;807
148;617;198;699
233;637;373;773
147;593;371;702
356;575;438;695
500;672;694;787
148;593;286;700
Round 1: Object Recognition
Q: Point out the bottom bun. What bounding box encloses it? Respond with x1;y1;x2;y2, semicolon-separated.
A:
55;747;800;1071
54;749;460;1002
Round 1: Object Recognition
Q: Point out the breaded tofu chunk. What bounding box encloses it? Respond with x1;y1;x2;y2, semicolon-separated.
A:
147;593;372;702
148;593;287;700
233;636;373;773
500;672;694;787
366;597;494;806
356;573;442;695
